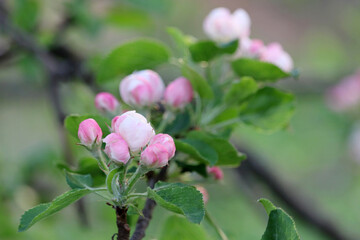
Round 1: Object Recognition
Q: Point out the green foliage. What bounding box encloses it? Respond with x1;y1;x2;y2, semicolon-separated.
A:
64;114;111;140
159;215;209;240
259;198;300;240
18;189;91;232
239;87;295;131
174;139;218;166
189;40;238;62
105;7;153;29
12;0;39;31
225;77;258;105
181;64;213;99
167;27;190;57
106;167;123;194
147;182;205;224
164;111;191;135
65;171;93;189
232;58;290;82
96;39;170;83
186;131;246;167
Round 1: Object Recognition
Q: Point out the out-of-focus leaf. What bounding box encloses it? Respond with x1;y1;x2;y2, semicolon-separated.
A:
147;182;205;224
164;111;191;135
125;0;172;14
225;77;258;105
96;39;170;83
167;27;190;57
181;64;213;99
12;0;39;31
239;87;295;131
160;215;208;240
65;171;93;189
232;58;290;82
176;161;208;177
18;189;91;232
187;131;246;167
174;139;218;166
106;7;153;29
259;198;300;240
189;39;238;62
64;114;111;140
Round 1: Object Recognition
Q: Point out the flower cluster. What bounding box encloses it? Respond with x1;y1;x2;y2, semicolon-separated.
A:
326;69;360;111
78;111;175;169
203;7;293;72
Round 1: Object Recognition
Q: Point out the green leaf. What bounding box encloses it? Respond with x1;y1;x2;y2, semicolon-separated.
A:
147;182;205;224
175;161;208;177
106;167;123;194
159;215;208;240
239;87;295;131
181;64;213;99
96;39;170;83
187;131;246;167
18;189;91;232
65;171;93;189
258;198;277;216
167;27;190;57
164;111;191;135
12;0;39;31
259;198;300;240
231;58;290;82
64;114;111;140
105;7;153;29
189;40;238;62
225;77;258;105
174;139;218;166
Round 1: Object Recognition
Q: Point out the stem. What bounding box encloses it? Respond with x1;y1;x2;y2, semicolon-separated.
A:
124;166;146;196
93;147;109;174
205;210;228;240
115;206;130;240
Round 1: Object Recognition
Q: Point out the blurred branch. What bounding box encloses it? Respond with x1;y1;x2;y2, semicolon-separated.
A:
130;166;168;240
0;1;90;227
236;149;356;240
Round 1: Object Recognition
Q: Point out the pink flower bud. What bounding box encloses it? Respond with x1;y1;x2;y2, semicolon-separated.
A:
112;111;155;153
326;71;360;111
103;133;130;164
195;185;209;204
120;70;165;107
203;8;251;43
207;166;224;180
164;77;193;108
78;118;102;147
236;38;265;58
94;92;119;113
260;42;293;72
140;143;169;168
149;134;176;159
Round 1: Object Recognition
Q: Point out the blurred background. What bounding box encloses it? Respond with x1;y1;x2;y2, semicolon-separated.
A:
1;0;360;239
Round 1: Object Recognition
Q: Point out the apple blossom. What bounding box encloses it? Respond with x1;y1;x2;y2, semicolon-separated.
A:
207;166;224;180
112;111;155;153
195;185;209;204
78;118;102;148
164;77;193;108
203;7;251;43
94;92;119;113
103;133;130;164
236;37;265;58
120;70;165;107
149;134;176;159
260;42;293;72
140;143;170;168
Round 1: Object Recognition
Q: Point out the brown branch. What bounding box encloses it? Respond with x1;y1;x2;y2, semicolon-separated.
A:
130;166;168;240
115;206;130;240
236;148;356;240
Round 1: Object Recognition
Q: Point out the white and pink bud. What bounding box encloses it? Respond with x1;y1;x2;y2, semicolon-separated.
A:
78;118;102;148
103;133;130;164
149;134;176;159
203;8;251;43
195;185;209;204
237;38;265;58
326;70;360;111
260;42;293;72
120;70;165;107
207;166;224;180
112;111;155;153
95;92;119;113
164;77;193;108
140;143;170;168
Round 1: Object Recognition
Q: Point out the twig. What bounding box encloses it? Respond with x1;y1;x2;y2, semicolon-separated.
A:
130;166;168;240
236;148;356;240
115;206;130;240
